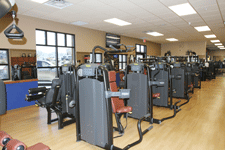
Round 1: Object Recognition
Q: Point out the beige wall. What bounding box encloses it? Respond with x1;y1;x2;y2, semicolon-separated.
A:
161;41;206;56
208;50;225;61
0;14;161;56
121;36;161;56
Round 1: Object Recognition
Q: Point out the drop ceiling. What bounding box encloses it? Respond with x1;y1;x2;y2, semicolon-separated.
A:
15;0;225;50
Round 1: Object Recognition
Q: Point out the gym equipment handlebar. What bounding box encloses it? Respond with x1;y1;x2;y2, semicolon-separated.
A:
28;87;47;94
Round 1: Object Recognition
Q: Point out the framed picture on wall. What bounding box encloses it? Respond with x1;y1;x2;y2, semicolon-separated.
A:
106;33;120;49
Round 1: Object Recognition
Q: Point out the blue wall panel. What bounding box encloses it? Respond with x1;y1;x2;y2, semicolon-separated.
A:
6;81;38;110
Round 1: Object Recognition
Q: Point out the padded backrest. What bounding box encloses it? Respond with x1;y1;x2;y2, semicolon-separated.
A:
108;71;116;83
46;79;61;104
108;71;125;113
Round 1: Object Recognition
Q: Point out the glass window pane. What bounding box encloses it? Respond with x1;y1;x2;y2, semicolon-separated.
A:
36;46;56;66
141;45;145;53
119;55;122;62
0;65;9;79
90;53;93;63
119;63;122;70
123;63;126;69
67;34;73;47
37;68;57;81
58;47;73;66
57;33;65;46
96;54;102;63
136;45;140;52
0;51;8;64
36;30;46;45
123;55;127;62
47;32;56;45
137;55;143;62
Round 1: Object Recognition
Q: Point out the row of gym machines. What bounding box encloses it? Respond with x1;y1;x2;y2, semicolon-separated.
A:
23;45;204;150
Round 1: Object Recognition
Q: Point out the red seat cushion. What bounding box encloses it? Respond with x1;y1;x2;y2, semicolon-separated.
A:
153;93;160;98
5;139;26;150
0;131;12;147
109;71;133;114
111;97;126;113
27;143;50;150
117;106;132;113
108;71;116;82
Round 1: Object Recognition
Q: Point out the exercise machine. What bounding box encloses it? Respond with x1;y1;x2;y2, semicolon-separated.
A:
0;0;24;39
76;46;153;150
124;62;181;124
0;131;50;150
0;79;6;115
170;58;191;106
0;0;15;19
25;64;76;129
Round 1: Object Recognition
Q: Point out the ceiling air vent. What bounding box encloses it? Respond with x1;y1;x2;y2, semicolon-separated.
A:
44;0;73;9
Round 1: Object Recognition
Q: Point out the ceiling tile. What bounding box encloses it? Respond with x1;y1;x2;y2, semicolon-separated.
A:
159;0;188;6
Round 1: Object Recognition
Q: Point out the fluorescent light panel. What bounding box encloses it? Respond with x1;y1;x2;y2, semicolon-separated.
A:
166;38;178;41
215;43;222;46
194;26;211;32
104;18;131;26
211;40;220;43
217;46;224;48
146;32;164;36
169;3;197;16
204;34;216;38
220;48;225;49
31;0;48;3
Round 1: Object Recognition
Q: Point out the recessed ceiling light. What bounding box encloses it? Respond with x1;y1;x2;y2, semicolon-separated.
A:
194;26;211;32
169;3;197;16
104;18;132;26
220;48;225;49
166;38;178;41
31;0;48;3
71;21;88;26
211;40;220;43
204;34;216;38
217;46;224;48
146;32;164;36
215;43;222;46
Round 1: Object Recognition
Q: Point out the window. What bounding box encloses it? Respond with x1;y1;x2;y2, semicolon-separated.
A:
0;49;9;80
35;29;75;82
119;54;127;70
90;53;102;63
136;44;147;62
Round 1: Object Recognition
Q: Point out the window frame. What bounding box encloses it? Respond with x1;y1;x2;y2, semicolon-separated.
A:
135;44;147;62
35;29;76;82
119;54;127;70
90;53;102;63
0;49;10;80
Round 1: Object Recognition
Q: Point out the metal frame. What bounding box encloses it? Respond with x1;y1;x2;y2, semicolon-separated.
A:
35;29;76;82
0;49;10;80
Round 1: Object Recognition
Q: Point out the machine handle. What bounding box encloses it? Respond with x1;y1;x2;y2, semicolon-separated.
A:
4;24;24;39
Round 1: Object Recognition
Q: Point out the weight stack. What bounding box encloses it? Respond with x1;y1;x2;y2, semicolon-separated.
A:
0;79;6;115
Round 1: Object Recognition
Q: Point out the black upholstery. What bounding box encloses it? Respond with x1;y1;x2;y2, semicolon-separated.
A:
45;79;61;105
